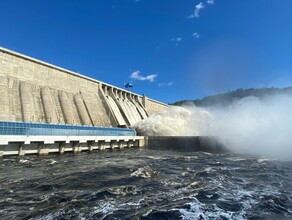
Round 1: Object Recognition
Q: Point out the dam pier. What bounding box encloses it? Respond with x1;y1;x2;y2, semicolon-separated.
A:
0;47;166;157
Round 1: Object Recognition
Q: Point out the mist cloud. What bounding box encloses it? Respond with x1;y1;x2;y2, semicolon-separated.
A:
134;94;292;160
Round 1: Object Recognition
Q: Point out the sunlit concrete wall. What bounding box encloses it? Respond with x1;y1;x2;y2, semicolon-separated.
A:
0;47;167;127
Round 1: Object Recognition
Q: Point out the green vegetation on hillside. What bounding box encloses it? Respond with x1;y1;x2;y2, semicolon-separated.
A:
172;87;292;107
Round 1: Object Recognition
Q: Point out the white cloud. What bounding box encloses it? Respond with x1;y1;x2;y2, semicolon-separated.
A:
187;14;195;19
192;32;200;38
171;37;182;42
130;71;157;82
158;82;173;88
195;2;205;17
171;37;182;46
188;2;205;18
206;0;214;4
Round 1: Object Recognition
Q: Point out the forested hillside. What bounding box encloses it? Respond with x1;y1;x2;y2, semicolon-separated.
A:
172;87;292;107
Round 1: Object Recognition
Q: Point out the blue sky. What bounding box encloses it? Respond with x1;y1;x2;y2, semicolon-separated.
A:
1;0;292;103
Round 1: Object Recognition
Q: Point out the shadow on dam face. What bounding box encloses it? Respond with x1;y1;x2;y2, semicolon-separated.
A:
146;136;229;153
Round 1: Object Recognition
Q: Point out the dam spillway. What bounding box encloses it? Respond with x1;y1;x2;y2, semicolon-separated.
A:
0;47;167;157
0;47;167;127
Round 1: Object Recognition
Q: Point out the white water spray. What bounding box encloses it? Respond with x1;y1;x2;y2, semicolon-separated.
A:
134;95;292;160
134;106;212;136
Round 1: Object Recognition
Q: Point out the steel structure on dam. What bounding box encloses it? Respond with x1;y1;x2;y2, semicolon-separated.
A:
0;47;167;156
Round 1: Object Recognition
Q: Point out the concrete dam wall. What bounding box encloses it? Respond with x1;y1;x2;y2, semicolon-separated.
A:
0;47;167;127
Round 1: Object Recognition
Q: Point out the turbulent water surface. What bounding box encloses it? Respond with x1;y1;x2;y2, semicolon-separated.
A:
0;148;292;220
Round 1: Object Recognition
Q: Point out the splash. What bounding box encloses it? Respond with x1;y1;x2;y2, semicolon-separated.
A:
134;106;212;136
134;95;292;160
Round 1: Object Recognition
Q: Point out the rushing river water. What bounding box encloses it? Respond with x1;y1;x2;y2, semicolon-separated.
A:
0;148;292;220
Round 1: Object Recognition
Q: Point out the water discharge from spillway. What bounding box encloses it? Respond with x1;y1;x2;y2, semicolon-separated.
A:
134;94;292;160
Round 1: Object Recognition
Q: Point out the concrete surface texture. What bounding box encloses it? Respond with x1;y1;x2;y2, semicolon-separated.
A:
0;47;167;127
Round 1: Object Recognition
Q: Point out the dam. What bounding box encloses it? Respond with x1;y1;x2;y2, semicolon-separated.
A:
0;47;167;156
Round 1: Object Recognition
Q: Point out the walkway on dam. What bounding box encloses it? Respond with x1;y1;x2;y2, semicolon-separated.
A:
0;121;145;157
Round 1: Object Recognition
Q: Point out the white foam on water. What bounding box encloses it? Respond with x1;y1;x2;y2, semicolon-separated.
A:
208;169;289;218
90;198;145;219
130;167;159;178
257;158;276;163
161;179;184;188
107;185;138;196
146;156;166;160
43;159;57;165
173;197;244;220
194;167;215;177
142;209;154;217
226;157;249;162
130;168;151;178
100;203;115;214
35;214;55;220
19;159;30;164
184;156;199;160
